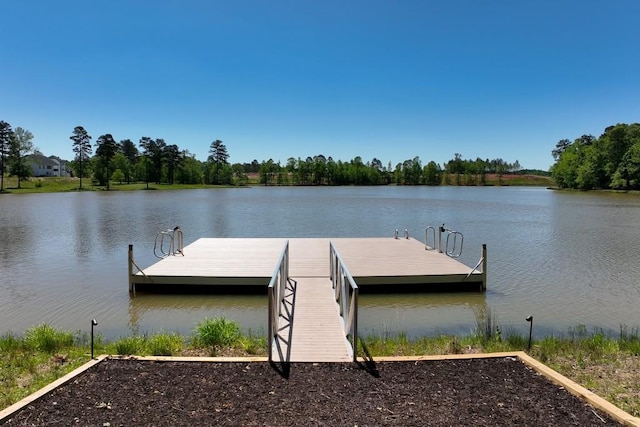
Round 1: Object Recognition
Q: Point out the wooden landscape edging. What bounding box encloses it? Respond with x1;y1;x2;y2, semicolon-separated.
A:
1;352;639;426
0;355;107;424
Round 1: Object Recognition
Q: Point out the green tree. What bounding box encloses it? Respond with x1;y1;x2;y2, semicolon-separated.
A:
551;144;580;188
259;159;280;185
175;152;204;184
95;134;118;189
446;153;465;185
139;136;155;189
552;139;572;160
0;121;14;191
119;139;138;183
111;153;130;183
9;127;34;187
231;163;248;186
163;144;181;184
208;139;229;185
423;161;441;185
312;154;327;185
111;168;125;184
70;126;92;190
152;138;166;184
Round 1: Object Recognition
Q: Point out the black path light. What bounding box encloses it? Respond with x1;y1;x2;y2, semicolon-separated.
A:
525;315;533;352
91;319;98;359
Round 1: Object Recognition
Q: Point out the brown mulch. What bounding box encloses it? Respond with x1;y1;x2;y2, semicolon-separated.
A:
4;357;621;426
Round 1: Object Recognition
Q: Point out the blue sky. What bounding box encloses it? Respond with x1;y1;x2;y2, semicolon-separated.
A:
2;1;638;171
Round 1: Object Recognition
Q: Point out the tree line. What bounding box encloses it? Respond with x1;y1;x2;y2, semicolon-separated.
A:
551;122;640;190
68;126;235;190
1;120;526;190
257;155;522;186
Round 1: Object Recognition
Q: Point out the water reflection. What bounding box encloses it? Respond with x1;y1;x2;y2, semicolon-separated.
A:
359;293;487;338
127;293;268;336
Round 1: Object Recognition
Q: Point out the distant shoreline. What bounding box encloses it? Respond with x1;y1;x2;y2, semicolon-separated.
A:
0;174;553;194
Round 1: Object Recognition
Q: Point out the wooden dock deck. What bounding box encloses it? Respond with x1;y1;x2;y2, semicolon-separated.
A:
131;237;485;288
130;237;485;362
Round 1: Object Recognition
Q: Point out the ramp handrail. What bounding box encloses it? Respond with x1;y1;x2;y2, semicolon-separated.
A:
153;226;184;258
268;240;290;363
329;241;359;362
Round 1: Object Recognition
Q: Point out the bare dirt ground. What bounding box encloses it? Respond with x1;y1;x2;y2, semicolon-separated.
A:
4;357;621;426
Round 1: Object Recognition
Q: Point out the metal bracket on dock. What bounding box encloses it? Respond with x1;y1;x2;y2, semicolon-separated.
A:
394;228;410;239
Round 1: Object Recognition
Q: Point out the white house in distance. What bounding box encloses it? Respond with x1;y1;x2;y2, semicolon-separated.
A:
28;154;70;177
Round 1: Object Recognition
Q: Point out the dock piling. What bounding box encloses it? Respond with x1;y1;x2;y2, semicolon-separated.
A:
481;244;487;291
128;244;134;293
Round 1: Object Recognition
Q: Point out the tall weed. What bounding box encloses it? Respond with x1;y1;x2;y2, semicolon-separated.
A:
473;306;499;343
195;317;241;348
619;325;640;355
148;332;183;356
24;324;74;353
113;336;147;355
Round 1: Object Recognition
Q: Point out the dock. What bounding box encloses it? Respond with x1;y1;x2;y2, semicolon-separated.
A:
130;237;485;288
129;237;486;362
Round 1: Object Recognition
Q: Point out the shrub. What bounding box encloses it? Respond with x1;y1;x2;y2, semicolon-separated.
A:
195;317;241;348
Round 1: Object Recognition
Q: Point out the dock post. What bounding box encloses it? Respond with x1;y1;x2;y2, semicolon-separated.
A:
481;244;487;291
128;244;134;293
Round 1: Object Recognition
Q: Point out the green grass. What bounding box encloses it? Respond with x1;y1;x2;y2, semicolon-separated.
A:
0;176;238;194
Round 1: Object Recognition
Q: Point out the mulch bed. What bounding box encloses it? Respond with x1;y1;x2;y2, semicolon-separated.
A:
4;357;620;426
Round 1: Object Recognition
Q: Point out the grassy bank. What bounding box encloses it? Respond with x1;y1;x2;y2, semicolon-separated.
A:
2;321;639;416
0;177;238;193
0;174;554;194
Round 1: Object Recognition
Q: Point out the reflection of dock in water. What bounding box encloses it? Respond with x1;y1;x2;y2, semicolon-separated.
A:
126;293;267;336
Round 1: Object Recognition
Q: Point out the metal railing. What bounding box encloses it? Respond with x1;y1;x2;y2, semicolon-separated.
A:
153;226;184;258
394;228;409;239
329;241;359;362
424;224;464;258
268;241;290;364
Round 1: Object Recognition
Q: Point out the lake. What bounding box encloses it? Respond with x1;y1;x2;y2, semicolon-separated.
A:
1;186;639;340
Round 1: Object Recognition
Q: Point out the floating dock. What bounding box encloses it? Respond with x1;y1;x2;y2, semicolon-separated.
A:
129;237;486;362
129;237;486;291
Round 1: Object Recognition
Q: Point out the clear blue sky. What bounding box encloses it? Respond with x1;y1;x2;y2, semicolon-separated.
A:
2;1;639;171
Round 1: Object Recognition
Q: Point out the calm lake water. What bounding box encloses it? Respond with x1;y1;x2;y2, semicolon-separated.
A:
1;186;639;340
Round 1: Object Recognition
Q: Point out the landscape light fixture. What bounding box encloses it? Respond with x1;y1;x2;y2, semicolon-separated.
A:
91;319;98;359
525;315;533;352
